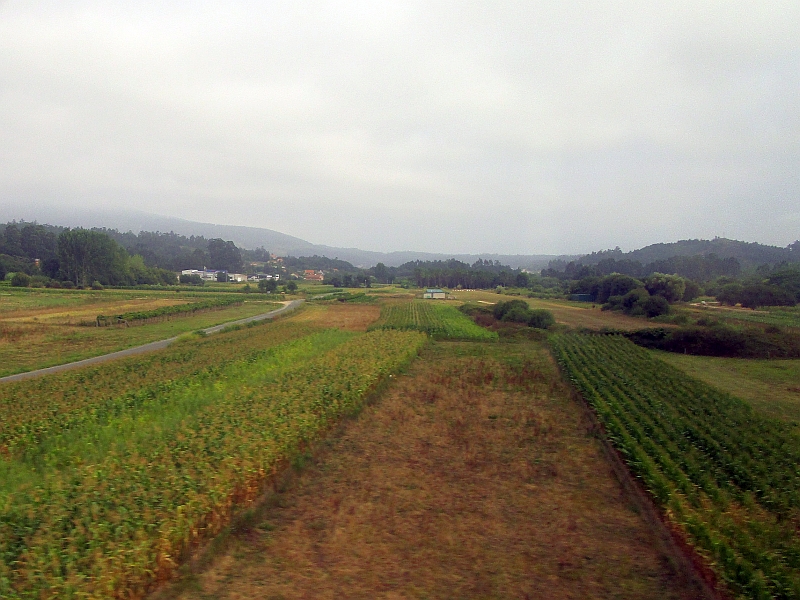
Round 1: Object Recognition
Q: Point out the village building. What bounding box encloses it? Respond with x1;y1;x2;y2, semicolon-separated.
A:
304;269;324;282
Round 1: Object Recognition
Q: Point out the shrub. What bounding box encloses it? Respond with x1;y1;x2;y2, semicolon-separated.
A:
10;272;30;287
502;305;533;323
643;295;670;318
179;274;204;286
682;280;702;302
528;309;555;329
91;281;105;290
492;299;529;321
61;280;75;289
626;324;800;358
258;279;278;293
29;275;49;288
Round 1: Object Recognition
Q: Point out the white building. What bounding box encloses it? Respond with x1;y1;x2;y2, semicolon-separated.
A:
423;288;447;299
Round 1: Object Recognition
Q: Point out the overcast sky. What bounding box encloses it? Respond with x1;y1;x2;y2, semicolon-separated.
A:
0;1;798;254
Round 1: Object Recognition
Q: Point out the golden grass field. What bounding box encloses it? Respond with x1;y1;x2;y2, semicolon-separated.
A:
0;289;281;376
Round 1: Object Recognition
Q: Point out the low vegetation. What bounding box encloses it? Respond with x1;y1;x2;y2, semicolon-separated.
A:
164;341;704;600
0;288;281;376
95;296;243;326
654;352;800;423
368;300;498;341
0;318;426;598
626;322;800;359
551;333;800;597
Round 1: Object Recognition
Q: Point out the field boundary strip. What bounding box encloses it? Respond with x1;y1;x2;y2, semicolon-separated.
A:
558;359;725;600
0;300;303;384
94;296;244;327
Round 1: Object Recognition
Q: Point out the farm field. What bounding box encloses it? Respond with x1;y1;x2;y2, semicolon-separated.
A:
0;287;281;376
160;341;704;600
551;333;800;598
289;301;381;332
0;305;426;598
452;290;669;331
368;299;499;340
656;351;800;423
682;304;800;331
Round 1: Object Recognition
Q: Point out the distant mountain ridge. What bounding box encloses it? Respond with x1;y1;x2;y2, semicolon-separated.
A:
0;207;570;270
569;238;800;270
2;206;796;271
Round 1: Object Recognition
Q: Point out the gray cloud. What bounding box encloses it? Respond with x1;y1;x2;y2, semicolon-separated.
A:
1;1;797;254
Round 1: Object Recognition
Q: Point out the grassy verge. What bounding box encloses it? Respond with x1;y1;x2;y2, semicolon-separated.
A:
654;351;800;423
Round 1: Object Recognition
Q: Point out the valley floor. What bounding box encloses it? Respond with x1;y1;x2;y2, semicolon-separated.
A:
158;341;706;600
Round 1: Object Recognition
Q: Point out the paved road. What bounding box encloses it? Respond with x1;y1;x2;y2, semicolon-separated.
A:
0;299;304;384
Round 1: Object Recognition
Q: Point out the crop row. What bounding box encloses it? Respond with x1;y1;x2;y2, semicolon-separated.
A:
0;328;426;598
550;333;800;598
369;300;498;341
0;319;320;458
95;296;247;326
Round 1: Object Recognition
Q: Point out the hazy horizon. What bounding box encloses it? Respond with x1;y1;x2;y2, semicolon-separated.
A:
1;2;798;255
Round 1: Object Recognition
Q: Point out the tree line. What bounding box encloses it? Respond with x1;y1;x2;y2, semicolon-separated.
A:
0;223;248;287
0;222;248;275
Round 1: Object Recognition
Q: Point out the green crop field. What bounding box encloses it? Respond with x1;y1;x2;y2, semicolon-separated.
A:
551;333;800;598
369;300;498;341
0;315;426;598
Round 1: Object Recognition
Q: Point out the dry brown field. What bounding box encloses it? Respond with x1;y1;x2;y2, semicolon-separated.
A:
290;302;381;332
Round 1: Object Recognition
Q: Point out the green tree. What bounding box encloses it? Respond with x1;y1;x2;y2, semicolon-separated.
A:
372;262;388;284
208;239;242;272
2;224;23;256
258;279;278;293
286;280;298;293
596;274;643;303
682;280;702;302
57;229;129;287
644;273;686;303
20;224;57;259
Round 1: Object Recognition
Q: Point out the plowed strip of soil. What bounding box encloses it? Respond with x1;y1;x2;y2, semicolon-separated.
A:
163;341;706;600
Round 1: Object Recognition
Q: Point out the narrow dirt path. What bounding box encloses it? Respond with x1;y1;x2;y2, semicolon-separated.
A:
159;341;707;600
0;300;303;383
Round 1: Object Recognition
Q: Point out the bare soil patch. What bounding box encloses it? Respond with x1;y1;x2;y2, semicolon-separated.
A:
164;341;704;600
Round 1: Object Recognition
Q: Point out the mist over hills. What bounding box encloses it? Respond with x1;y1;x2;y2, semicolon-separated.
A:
1;206;796;272
0;206;570;270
